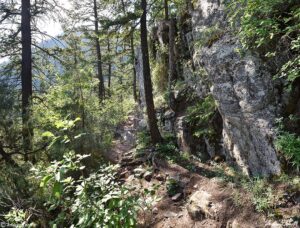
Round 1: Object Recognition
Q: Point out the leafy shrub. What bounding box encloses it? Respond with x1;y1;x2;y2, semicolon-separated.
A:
137;184;161;225
152;60;168;94
137;130;151;146
228;0;300;83
136;130;151;152
33;68;134;162
3;208;28;228
186;95;217;139
156;138;196;171
166;178;181;197
0;164;37;226
275;131;300;170
279;36;300;83
1;116;138;227
156;141;179;159
33;152;138;227
242;178;279;213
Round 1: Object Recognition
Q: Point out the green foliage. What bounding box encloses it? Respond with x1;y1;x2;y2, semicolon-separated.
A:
228;0;300;82
1;0;142;227
3;208;28;228
275;131;300;170
166;178;181;197
274;117;300;171
156;136;196;172
152;59;168;94
242;178;278;213
137;183;161;225
156;140;179;160
228;0;281;49
279;36;300;82
0;84;22;156
213;164;279;213
136;130;151;152
193;24;225;48
33;67;134;162
186;95;217;139
33;152;138;227
154;93;168;109
0;164;34;225
137;130;196;170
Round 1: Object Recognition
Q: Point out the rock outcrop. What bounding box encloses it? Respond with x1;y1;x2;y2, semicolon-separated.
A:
188;189;223;220
189;0;281;176
136;0;283;176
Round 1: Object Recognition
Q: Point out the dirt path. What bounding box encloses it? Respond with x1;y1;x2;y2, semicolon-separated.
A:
103;115;137;164
108;116;299;228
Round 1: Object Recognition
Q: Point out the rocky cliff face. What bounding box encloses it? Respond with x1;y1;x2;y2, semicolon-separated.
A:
137;0;283;176
189;0;281;176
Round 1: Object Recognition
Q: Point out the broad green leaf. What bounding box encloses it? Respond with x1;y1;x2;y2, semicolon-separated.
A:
52;182;63;199
42;131;55;138
40;175;52;188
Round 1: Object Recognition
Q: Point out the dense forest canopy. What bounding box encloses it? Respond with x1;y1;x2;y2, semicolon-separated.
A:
0;0;299;227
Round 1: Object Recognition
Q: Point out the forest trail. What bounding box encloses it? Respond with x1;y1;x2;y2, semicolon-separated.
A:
107;116;284;228
104;115;138;164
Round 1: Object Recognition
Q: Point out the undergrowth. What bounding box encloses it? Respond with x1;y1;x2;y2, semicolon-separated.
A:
155;135;196;172
214;163;300;215
186;95;217;139
135;130;196;172
228;0;300;83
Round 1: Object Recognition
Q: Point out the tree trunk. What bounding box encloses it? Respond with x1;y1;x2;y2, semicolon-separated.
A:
140;0;162;144
21;0;33;160
164;0;169;20
0;142;17;166
168;18;176;107
107;37;112;96
130;33;138;102
93;0;104;101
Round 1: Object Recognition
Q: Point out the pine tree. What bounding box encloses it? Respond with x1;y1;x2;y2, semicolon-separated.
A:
21;0;33;159
140;0;162;144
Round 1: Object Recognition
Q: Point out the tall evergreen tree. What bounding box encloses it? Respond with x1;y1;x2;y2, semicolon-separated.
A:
21;0;33;159
93;0;104;101
140;0;162;144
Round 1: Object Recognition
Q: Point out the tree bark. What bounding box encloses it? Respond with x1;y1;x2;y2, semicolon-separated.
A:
107;37;112;96
164;0;169;20
0;142;17;166
168;18;176;107
130;33;138;102
93;0;104;101
21;0;33;160
140;0;162;144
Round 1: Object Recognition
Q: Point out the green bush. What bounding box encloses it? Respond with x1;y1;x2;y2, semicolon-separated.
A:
242;177;278;213
33;152;138;227
275;131;300;170
136;130;151;150
186;95;217;139
156;138;196;171
166;178;181;197
228;0;300;83
33;68;134;162
152;60;168;94
156;141;179;159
